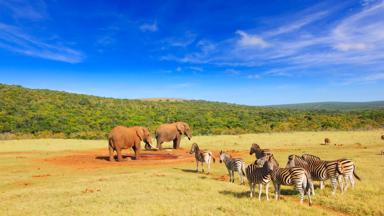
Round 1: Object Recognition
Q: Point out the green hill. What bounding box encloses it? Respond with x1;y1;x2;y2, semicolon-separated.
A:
0;84;383;139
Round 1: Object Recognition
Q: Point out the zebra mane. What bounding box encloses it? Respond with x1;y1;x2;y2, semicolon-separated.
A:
191;143;200;152
301;154;321;160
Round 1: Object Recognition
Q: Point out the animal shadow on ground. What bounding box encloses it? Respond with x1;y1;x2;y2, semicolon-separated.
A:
219;188;297;199
219;190;249;198
95;155;135;161
173;168;198;173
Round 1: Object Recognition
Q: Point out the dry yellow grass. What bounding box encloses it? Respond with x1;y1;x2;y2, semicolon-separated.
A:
0;130;383;215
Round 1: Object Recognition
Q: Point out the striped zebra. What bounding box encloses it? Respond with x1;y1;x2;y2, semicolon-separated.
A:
301;154;360;193
249;143;272;160
245;154;279;200
258;155;312;206
189;143;215;174
285;155;317;195
219;151;246;184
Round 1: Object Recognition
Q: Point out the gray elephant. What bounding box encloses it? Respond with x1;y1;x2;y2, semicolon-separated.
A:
155;122;192;150
108;126;154;161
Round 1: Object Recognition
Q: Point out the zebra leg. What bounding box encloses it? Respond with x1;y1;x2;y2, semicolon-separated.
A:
258;184;262;201
231;170;235;183
196;160;199;172
342;175;349;193
201;162;204;173
239;170;244;185
338;175;344;193
227;169;232;183
249;182;254;198
320;181;324;189
331;177;338;195
266;182;270;201
296;182;304;204
350;175;355;189
207;160;211;174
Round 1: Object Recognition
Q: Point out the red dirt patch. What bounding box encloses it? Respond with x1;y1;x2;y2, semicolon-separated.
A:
39;148;197;169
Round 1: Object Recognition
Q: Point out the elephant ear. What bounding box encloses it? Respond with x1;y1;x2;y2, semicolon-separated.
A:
136;127;145;141
176;122;185;134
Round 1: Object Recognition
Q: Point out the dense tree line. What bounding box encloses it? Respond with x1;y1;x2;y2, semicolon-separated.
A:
0;84;383;139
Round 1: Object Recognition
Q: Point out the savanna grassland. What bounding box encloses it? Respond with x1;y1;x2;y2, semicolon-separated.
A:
1;130;383;216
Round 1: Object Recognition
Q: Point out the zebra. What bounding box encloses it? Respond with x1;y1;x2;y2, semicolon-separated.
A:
301;154;360;193
285;155;316;195
249;143;272;160
245;154;279;200
258;154;312;206
219;151;246;184
189;143;215;174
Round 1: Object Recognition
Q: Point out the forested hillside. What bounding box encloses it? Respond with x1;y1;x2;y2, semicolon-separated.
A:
1;84;383;139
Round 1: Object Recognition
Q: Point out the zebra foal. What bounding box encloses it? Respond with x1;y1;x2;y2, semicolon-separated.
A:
189;143;215;174
219;151;246;184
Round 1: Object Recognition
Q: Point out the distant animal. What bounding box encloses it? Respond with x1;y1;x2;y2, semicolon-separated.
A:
324;138;331;145
259;154;312;206
155;122;192;150
108;126;154;162
245;154;277;200
381;135;384;140
219;151;246;184
301;154;360;194
189;143;215;173
249;143;272;160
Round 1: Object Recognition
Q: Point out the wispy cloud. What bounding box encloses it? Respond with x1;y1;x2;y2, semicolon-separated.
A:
236;30;268;48
139;22;158;32
0;1;85;63
161;1;384;81
0;23;84;63
0;0;48;20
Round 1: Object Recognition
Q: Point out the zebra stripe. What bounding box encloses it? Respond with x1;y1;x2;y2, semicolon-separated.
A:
271;166;312;206
219;151;246;184
245;162;272;200
286;155;316;195
301;154;361;193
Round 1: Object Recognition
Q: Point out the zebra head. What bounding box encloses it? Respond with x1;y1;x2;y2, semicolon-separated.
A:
219;150;230;163
249;143;260;155
256;153;279;168
189;143;199;154
286;155;295;168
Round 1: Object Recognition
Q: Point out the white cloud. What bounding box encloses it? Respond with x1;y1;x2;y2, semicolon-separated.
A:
236;30;269;48
246;74;261;79
0;23;84;63
140;22;158;32
334;43;368;51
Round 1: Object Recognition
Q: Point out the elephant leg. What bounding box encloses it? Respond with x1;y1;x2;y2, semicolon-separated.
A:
173;139;177;149
176;137;181;149
133;145;140;160
108;145;114;161
116;148;123;162
156;139;163;150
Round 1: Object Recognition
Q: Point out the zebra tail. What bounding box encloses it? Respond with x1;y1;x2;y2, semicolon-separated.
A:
304;171;313;194
353;165;361;181
336;161;343;175
241;163;246;177
210;153;216;163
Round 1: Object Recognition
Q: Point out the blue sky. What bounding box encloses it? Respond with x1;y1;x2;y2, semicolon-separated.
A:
0;0;383;105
